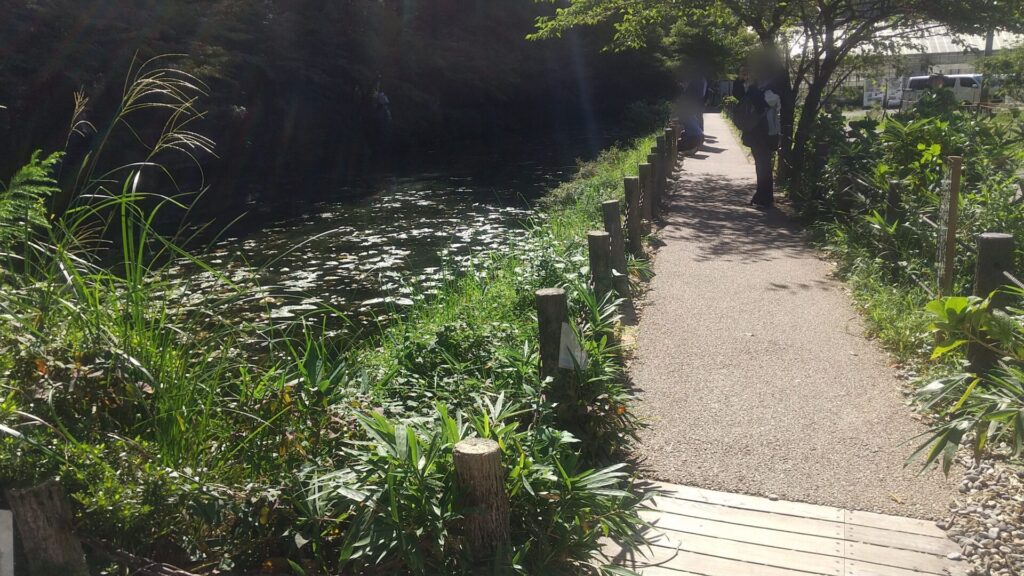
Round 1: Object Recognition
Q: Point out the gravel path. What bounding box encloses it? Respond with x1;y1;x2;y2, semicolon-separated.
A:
631;112;958;519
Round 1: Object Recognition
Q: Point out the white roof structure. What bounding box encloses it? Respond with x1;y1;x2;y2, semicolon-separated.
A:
904;27;1023;55
790;25;1023;58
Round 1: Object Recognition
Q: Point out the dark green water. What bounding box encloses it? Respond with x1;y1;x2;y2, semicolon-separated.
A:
166;135;597;335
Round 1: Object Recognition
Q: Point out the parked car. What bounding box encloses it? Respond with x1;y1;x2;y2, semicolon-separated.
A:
902;74;983;105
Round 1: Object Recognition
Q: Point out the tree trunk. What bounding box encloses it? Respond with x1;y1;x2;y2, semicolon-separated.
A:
787;73;829;199
5;481;89;576
982;28;995;101
778;65;802;186
777;82;798;186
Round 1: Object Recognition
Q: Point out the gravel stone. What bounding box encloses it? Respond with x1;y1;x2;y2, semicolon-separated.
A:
942;457;1024;576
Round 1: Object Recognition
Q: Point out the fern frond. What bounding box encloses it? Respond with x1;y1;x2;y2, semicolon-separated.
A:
0;151;62;252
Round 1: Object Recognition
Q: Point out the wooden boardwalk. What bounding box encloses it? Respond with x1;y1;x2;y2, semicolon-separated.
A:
604;482;966;576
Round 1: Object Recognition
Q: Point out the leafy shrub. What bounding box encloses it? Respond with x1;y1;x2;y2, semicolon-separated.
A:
802;90;1024;470
914;292;1024;472
0;60;655;574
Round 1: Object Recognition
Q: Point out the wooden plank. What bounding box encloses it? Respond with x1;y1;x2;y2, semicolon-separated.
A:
0;510;12;576
648;496;845;539
609;565;701;576
647;481;844;522
640;509;844;557
640;526;843;575
844;559;968;576
845;541;965;575
603;540;835;576
845;524;959;556
618;484;966;576
636;513;963;576
845;510;945;538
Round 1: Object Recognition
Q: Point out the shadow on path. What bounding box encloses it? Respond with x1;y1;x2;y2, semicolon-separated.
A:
628;112;957;519
660;176;807;265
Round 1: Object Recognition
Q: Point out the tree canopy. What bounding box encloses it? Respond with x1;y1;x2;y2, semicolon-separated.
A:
531;0;1024;191
0;0;676;212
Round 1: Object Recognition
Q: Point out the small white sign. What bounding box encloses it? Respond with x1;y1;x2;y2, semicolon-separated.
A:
0;509;13;576
558;322;588;370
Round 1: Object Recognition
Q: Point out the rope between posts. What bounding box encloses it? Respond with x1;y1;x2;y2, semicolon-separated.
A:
1003;270;1024;292
914;215;975;253
896;260;937;298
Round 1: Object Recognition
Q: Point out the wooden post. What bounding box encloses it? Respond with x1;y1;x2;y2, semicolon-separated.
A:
664;127;676;175
1;510;12;576
883;179;903;272
587;230;612;298
884;179;903;227
647;152;661;220
453;438;510;563
601;200;630;297
5;481;88;576
623;176;644;257
655;136;667;199
974;232;1015;308
535;288;567;383
938;157;963;296
968;232;1015;376
638;163;654;230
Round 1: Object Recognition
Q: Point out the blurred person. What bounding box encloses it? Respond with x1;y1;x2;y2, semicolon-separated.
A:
734;51;784;208
914;72;958;118
732;66;747;100
684;66;708;132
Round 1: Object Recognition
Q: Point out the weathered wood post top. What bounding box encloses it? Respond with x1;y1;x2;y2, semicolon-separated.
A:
453;438;510;563
939;157;964;296
646;152;661;220
974;232;1015;308
535;287;567;382
5;480;89;576
601;199;630;297
884;179;902;227
587;230;612;298
638;163;654;227
623;176;644;257
968;232;1015;376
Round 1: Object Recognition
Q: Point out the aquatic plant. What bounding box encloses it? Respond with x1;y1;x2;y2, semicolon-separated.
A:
0;58;658;573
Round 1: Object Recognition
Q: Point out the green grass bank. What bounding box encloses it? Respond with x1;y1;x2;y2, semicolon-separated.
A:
0;90;660;574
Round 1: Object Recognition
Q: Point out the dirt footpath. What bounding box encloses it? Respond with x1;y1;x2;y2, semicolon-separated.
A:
630;112;957;519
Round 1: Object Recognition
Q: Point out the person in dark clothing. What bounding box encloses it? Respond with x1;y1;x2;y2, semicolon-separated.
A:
731;66;747;100
683;69;708;132
736;66;783;208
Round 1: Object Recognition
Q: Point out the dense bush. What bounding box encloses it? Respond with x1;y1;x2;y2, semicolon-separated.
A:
0;64;655;574
798;97;1024;469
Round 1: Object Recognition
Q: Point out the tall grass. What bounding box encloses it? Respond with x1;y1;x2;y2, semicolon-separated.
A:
0;57;660;574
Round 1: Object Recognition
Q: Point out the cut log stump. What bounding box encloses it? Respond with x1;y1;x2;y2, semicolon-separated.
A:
5;480;88;576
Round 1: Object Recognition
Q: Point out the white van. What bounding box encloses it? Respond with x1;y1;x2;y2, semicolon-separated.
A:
902;74;983;105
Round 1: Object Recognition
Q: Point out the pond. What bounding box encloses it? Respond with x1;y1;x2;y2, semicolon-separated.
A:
165;133;603;338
